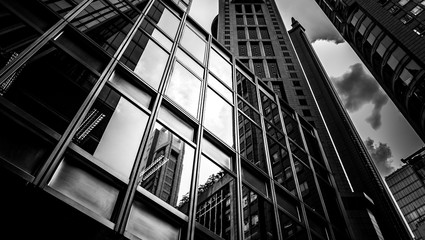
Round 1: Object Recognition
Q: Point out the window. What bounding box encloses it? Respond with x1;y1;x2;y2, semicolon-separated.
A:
400;14;413;24
413;24;425;36
239;42;248;56
299;99;307;105
411;6;423;16
248;27;258;39
302;109;311;117
292;81;301;87
238;28;246;39
267;60;280;78
398;0;410;6
389;5;401;15
287;65;295;71
376;35;393;57
263;42;274;56
285;58;292;63
386;47;406;70
350;9;363;26
251;42;261;56
290;72;298;78
295;89;304;96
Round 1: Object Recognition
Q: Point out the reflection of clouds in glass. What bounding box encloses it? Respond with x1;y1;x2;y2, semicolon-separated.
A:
167;62;201;117
208;73;233;103
198;155;222;186
204;88;233;146
134;41;168;90
156;8;179;39
181;25;206;63
202;137;231;169
209;49;232;89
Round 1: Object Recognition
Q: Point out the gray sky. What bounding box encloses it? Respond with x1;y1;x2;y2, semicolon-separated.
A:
189;0;424;177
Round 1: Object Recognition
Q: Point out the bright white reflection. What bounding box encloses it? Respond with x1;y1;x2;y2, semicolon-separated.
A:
156;7;179;39
181;25;206;63
166;62;201;118
94;98;148;178
204;88;233;147
202;138;231;169
208;73;233;103
134;40;168;90
209;49;233;89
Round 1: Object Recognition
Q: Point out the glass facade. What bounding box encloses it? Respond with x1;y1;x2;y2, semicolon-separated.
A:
0;0;349;239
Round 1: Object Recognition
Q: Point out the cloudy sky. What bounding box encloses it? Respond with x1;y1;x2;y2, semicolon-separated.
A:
189;0;424;177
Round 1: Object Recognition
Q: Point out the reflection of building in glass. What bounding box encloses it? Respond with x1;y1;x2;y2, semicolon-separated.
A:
386;147;425;240
140;128;185;207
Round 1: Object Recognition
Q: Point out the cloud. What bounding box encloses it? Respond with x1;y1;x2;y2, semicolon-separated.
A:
364;138;395;176
332;63;388;129
309;27;345;44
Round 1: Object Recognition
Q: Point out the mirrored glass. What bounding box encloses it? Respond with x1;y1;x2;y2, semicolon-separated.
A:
242;185;277;240
49;155;119;220
204;88;234;147
279;210;308;240
302;129;325;166
306;210;329;239
72;85;149;179
283;113;303;146
209;49;233;89
195;156;237;239
176;48;204;78
108;71;151;109
237;70;258;109
181;25;206;63
318;178;346;229
275;187;301;220
202;138;232;170
121;33;169;90
166;62;201;118
138;123;195;214
158;105;195;141
238;98;261;125
238;114;267;171
208;74;233;103
140;20;173;51
39;0;83;17
147;2;180;39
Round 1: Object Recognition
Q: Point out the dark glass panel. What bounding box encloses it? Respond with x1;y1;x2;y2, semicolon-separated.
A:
238;99;261;125
318;178;347;230
158;105;195;141
108;71;151;109
202;137;232;170
138;123;195;215
236;70;258;109
39;0;83;17
279;210;308;240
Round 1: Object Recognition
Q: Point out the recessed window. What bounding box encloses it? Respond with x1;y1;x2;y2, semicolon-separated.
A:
292;81;301;87
295;89;304;96
413;24;425;36
398;0;410;6
290;72;298;78
287;65;295;71
400;14;413;24
302;109;311;117
389;6;400;15
285;58;292;63
411;5;423;16
299;99;307;105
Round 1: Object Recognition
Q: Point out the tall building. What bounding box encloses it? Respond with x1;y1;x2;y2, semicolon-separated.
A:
312;0;425;142
289;18;411;240
0;0;355;240
213;0;411;239
386;147;425;240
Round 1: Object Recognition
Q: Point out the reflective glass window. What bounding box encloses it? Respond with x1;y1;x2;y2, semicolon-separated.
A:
39;0;83;17
376;35;393;57
181;25;206;63
166;62;201;118
237;70;258;109
138;123;195;214
196;156;237;239
49;155;120;220
242;186;277;240
306;210;329;239
238;99;261;125
279;211;308;240
358;17;372;35
275;187;301;220
283;113;303;146
204;88;234;147
209;48;233;89
202;138;232;170
350;9;363;26
176;48;204;78
411;5;424;15
121;33;169;90
147;2;180;39
108;71;151;109
208;73;233;103
140;20;173;51
318;179;346;229
398;0;410;6
387;47;406;70
399;60;422;85
127;201;180;240
2;42;98;134
366;25;382;45
72;85;149;179
158;105;195;141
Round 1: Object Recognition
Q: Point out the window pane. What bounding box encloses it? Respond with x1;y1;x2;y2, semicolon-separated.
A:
166;62;201;117
237;70;258;109
208;73;233;103
181;25;206;63
387;47;406;70
176;48;204;78
72;85;149;179
121;34;169;90
49;156;120;220
147;2;180;39
204;88;234;147
195;156;237;239
138;123;195;214
239;114;267;172
279;211;308;239
108;71;151;109
158;105;195;141
202;138;232;169
140;20;173;51
376;36;393;57
209;49;233;89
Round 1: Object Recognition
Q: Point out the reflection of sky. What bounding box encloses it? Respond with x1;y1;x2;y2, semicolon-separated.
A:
166;62;201;117
198;155;222;186
109;72;151;108
156;7;179;39
209;49;233;89
180;25;206;63
204;88;233;146
202;137;231;169
174;140;195;205
94;98;149;179
134;40;168;90
208;73;233;103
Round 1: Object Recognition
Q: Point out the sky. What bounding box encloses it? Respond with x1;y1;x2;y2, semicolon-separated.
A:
189;0;425;178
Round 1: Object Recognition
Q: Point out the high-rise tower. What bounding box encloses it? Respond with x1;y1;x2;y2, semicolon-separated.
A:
312;0;425;142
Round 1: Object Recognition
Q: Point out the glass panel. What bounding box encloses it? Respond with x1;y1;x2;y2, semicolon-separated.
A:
283;112;303;146
242;185;277;240
138;123;195;214
176;48;204;78
279;211;308;240
366;25;382;45
121;33;169;90
204;88;234;147
202;138;232;170
181;25;206;63
318;178;346;229
195;156;237;239
387;47;406;70
209;48;233;89
208;73;233;103
72;85;149;179
238;98;261;125
39;0;83;17
127;201;180;240
158;105;195;141
268;137;297;196
140;20;173;51
49;156;119;220
108;71;151;109
242;165;268;195
306;210;329;239
275;187;301;220
238;114;267;172
237;70;258;109
166;62;201;118
302;129;325;166
147;2;180;39
399;60;422;85
291;142;309;166
2;43;98;134
376;35;393;57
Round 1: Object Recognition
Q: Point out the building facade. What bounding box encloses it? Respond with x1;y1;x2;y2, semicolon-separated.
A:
213;0;411;239
386;147;425;240
0;0;354;240
312;0;425;142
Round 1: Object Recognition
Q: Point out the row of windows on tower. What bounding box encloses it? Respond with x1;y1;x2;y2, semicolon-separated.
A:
380;0;425;35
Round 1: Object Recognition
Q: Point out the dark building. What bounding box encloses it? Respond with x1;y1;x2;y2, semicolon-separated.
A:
289;18;411;240
311;0;425;142
386;147;425;240
0;0;355;240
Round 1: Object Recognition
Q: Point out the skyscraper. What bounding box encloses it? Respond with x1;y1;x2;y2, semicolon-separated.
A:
0;0;354;240
312;0;425;142
213;0;411;239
